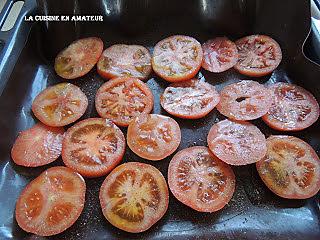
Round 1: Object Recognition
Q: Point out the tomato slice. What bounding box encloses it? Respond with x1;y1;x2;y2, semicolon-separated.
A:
54;37;103;79
99;162;169;233
256;135;320;199
62;118;126;177
95;77;154;127
234;35;282;77
160;79;220;119
207;119;267;165
216;80;273;120
11;123;64;167
127;114;181;160
152;35;203;82
15;166;86;236
32;83;88;127
168;146;235;212
202;37;238;73
262;82;319;131
97;44;152;80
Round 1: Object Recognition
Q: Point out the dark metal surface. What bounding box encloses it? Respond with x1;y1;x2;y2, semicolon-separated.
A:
0;0;320;239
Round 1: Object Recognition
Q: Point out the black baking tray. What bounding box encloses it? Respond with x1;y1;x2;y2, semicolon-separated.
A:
0;0;320;239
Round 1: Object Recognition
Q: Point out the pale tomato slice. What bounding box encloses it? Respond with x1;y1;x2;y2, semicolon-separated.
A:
97;44;152;80
11;123;64;167
207;119;267;165
256;135;320;199
234;35;282;77
168;146;235;212
32;83;88;127
127;114;181;161
62;118;126;177
95;77;154;127
99;162;169;233
160;79;220;119
216;80;273;120
55;37;103;79
15;166;86;236
262;82;319;131
152;35;203;82
202;37;238;73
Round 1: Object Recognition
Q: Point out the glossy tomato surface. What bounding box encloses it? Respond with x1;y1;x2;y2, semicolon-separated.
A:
168;146;235;212
15;166;86;236
256;135;320;199
99;162;169;233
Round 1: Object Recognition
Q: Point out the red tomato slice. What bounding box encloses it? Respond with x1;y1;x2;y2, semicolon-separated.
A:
95;77;154;127
152;35;203;82
54;37;103;79
15;166;86;236
11;123;64;167
202;37;238;73
207;119;267;165
62;118;125;177
256;135;320;199
160;79;220;119
97;44;152;80
127;114;181;160
262;82;319;131
32;83;88;127
168;146;235;212
99;162;169;233
216;80;273;120
234;35;282;77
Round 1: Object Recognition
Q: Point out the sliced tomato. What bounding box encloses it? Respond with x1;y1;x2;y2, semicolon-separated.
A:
262;82;319;131
207;119;267;165
11;123;64;167
99;162;169;233
127;114;181;160
32;83;88;127
95;77;154;127
256;135;320;199
97;44;152;80
168;146;235;212
152;35;203;82
160;79;220;119
234;35;282;77
15;166;86;236
54;37;103;79
216;80;273;120
202;37;238;73
62;118;125;177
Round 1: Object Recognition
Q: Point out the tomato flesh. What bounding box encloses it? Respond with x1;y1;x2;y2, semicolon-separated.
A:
168;146;235;212
127;114;181;160
15;166;86;236
11;123;64;167
262;82;319;131
55;37;103;79
97;44;152;80
62;118;126;177
256;135;320;199
152;35;203;82
32;83;88;127
216;80;273;120
95;77;154;126
99;162;169;233
160;79;220;119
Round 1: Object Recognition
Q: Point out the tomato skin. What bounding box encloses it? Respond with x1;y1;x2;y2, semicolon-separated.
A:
99;162;169;233
95;77;154;127
256;135;320;199
168;146;235;212
152;35;203;82
15;166;86;236
11;123;64;167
